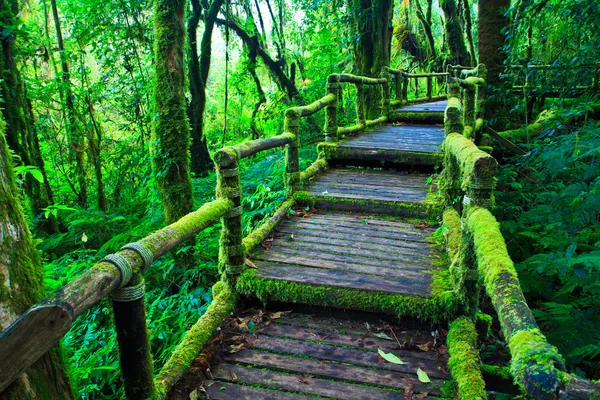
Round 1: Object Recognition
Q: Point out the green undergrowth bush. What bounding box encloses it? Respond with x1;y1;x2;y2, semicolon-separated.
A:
494;100;600;378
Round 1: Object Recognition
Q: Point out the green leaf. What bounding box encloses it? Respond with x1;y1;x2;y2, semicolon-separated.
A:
417;367;430;383
378;349;406;364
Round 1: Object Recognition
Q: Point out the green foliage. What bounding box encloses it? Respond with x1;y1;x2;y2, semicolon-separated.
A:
495;103;600;378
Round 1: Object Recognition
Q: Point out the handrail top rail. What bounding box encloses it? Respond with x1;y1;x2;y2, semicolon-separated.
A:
327;73;385;85
284;93;336;119
385;66;449;78
213;132;295;167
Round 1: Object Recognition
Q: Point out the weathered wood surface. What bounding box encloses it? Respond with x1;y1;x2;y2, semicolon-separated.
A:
307;168;433;203
204;312;447;399
398;100;448;113
339;124;444;154
251;211;439;297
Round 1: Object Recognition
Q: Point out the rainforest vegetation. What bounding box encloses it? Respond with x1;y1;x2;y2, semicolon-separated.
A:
0;0;599;398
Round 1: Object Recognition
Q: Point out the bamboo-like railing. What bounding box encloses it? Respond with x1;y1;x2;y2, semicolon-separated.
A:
442;65;600;399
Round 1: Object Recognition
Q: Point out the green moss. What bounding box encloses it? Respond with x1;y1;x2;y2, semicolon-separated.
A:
243;198;295;253
236;267;463;323
444;97;464;135
299;158;327;184
292;190;441;219
447;317;486;399
475;312;492;340
154;282;238;398
317;142;443;167
390;111;444;123
480;364;513;381
442;208;463;288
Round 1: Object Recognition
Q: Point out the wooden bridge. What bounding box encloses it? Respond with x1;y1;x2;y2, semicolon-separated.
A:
1;66;599;399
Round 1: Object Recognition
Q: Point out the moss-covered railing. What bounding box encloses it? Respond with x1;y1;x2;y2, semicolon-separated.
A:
441;74;600;398
386;67;449;106
0;199;238;398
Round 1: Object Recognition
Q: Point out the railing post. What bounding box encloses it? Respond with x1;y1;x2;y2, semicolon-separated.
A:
285;110;301;195
111;269;154;399
414;77;419;98
445;78;463;134
355;83;366;128
216;152;244;287
463;85;476;137
394;73;402;101
426;76;433;99
380;68;390;117
324;79;339;142
401;73;409;105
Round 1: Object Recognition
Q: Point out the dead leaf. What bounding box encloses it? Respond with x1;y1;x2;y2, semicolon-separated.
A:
271;311;284;319
404;380;414;400
414;391;431;400
373;332;393;340
230;371;238;381
417;342;432;352
297;374;310;384
245;259;257;269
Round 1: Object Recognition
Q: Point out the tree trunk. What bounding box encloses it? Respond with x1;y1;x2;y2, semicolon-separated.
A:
478;0;509;88
350;0;393;119
188;0;223;176
0;0;58;232
50;0;88;208
0;112;72;399
152;0;194;224
440;0;469;66
414;0;437;63
461;0;476;65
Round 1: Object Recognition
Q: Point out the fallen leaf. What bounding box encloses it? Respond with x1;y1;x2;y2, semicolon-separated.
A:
230;371;238;381
81;232;88;243
245;259;257;269
417;368;431;383
404;380;414;400
378;349;407;365
189;389;199;400
297;374;309;384
414;391;431;400
373;332;393;340
417;342;432;352
321;190;329;195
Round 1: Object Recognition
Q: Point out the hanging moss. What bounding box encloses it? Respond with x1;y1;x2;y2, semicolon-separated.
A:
154;282;238;398
447;317;487;399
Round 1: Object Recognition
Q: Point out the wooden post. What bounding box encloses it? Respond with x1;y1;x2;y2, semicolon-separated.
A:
426;76;433;99
401;74;409;105
394;73;402;101
285;110;301;195
324;81;339;142
355;83;366;128
414;77;419;98
380;68;390;117
463;85;476;136
216;153;244;287
112;272;154;399
445;79;464;135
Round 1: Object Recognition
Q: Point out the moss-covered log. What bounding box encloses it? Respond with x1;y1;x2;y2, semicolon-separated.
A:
213;133;294;167
365;115;388;127
299;158;328;184
337;123;365;136
328;73;386;86
243;198;295;253
465;207;563;398
286;93;335;118
154;282;238;398
447;317;486;399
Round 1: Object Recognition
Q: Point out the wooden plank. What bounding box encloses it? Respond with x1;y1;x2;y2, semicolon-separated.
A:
309;181;430;194
272;232;433;258
306;212;436;231
255;252;432;279
268;240;433;263
275;226;432;249
338;143;442;152
306;190;426;203
223;351;445;395
251;335;448;378
313;179;431;190
254;262;432;295
0;303;73;392
314;173;431;184
307;185;429;201
213;364;407;400
205;381;314;400
255;246;434;272
282;217;433;236
261;323;441;361
279;221;430;241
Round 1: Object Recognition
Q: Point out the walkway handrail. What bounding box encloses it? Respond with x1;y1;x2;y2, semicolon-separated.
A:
0;198;234;395
446;65;487;143
386;67;449;106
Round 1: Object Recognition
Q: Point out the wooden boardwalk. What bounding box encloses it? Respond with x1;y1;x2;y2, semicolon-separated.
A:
183;100;451;399
204;312;449;399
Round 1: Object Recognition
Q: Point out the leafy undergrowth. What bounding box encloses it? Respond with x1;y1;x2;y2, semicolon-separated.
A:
494;100;600;379
41;146;317;398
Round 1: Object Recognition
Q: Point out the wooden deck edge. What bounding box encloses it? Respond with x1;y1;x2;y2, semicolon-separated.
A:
317;143;444;167
235;268;464;323
293;190;442;219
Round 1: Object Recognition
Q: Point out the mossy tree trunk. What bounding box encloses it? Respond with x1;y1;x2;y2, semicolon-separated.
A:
440;0;469;66
0;0;58;233
152;0;194;224
478;0;509;88
414;0;437;63
350;0;393;119
187;0;224;176
0;114;72;399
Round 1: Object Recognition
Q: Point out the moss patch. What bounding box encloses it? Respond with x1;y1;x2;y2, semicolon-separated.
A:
447;317;486;399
